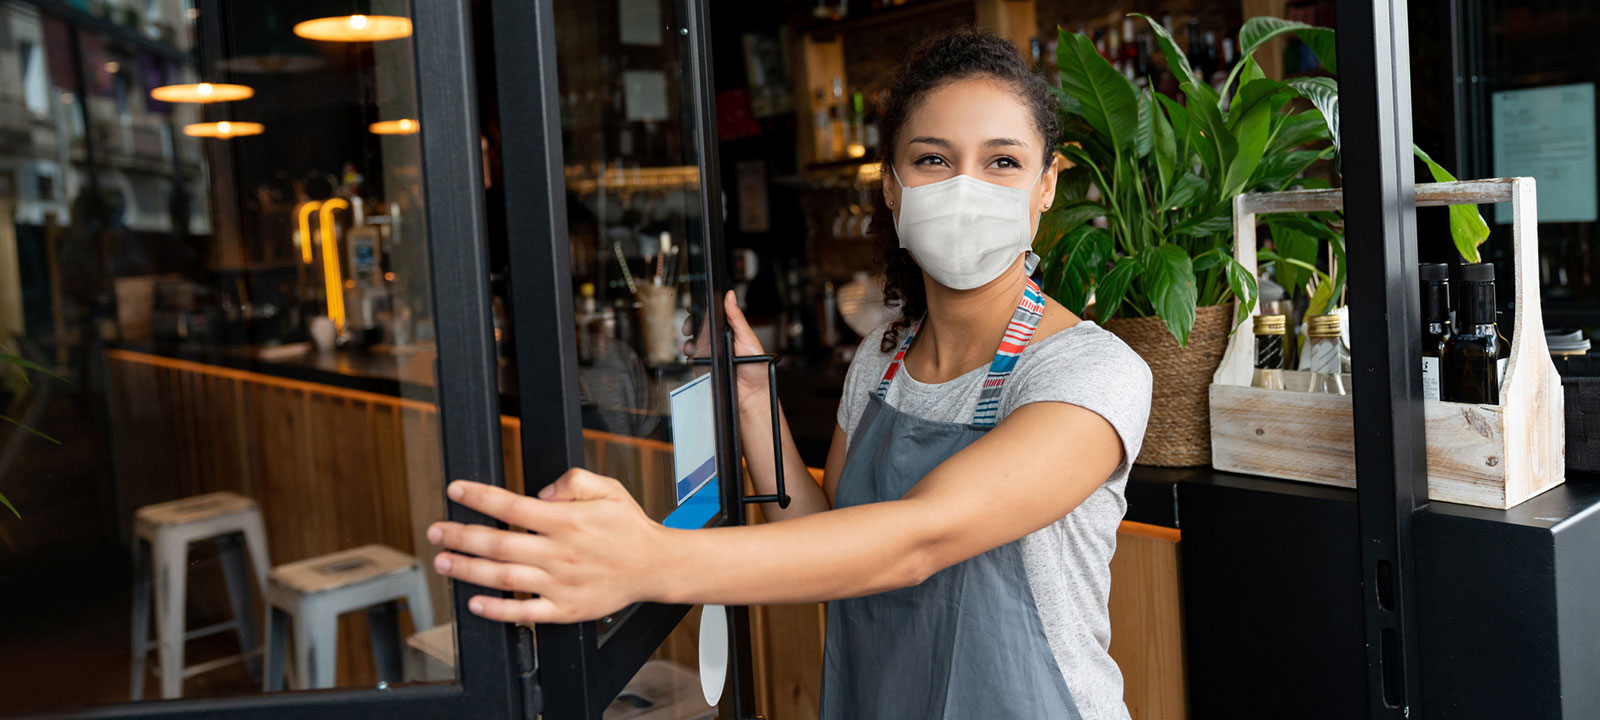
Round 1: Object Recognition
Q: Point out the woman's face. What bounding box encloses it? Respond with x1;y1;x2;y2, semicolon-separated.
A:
883;76;1058;238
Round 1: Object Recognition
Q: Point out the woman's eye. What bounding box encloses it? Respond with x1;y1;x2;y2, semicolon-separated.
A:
992;156;1022;169
913;155;946;166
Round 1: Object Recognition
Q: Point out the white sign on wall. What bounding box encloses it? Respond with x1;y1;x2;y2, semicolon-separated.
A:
1492;83;1597;224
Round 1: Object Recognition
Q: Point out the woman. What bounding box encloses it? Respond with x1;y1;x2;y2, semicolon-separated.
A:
427;27;1152;720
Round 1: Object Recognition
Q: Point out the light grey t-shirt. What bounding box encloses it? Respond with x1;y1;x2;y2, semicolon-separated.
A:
836;319;1152;720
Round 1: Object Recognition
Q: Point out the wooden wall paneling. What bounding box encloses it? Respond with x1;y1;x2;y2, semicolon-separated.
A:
1108;522;1187;720
501;418;525;495
371;403;413;554
250;384;313;564
755;603;825;720
401;407;453;627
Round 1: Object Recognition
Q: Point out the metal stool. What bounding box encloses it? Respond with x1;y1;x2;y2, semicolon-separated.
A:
131;491;271;700
263;544;434;690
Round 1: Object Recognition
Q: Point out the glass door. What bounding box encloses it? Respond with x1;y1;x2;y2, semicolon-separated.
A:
0;0;527;718
486;0;757;717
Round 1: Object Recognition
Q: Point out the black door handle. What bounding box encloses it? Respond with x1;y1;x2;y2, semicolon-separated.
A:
689;326;791;509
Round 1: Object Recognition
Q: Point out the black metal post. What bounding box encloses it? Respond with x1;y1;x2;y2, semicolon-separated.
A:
412;0;525;713
680;0;757;715
486;0;602;717
1335;0;1429;717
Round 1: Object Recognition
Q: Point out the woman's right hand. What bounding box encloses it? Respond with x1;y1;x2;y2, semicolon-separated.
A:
681;291;772;415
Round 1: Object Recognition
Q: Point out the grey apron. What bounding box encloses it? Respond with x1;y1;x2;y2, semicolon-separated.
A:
819;278;1082;720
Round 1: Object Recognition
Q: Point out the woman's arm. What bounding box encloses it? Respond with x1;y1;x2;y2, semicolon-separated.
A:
721;293;832;519
428;400;1121;623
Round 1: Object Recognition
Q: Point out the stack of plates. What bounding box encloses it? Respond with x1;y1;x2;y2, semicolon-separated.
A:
1547;329;1591;356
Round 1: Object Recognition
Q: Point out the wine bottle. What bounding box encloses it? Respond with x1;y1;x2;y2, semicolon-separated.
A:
1444;263;1501;404
1419;263;1450;401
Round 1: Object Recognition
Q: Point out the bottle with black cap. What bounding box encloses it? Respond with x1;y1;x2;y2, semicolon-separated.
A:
1419;263;1451;401
1444;263;1500;404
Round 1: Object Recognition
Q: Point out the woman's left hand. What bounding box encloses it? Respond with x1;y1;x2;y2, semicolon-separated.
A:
426;470;669;625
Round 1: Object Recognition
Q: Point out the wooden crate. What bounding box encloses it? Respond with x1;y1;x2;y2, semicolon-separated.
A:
1210;178;1564;509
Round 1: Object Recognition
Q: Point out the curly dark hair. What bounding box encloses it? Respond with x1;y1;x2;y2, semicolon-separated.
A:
871;26;1061;352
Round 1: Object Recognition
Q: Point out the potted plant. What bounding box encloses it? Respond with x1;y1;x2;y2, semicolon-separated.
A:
1;348;58;518
1036;16;1487;466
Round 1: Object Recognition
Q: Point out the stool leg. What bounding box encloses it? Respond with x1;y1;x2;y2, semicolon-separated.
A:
152;537;188;699
264;604;290;692
218;533;262;681
294;599;339;689
129;538;152;701
366;600;403;683
404;578;435;632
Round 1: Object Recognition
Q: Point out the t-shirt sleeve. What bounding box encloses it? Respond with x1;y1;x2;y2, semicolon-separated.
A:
1001;328;1153;473
836;322;893;440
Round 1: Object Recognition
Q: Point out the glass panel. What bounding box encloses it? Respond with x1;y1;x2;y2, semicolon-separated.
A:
531;0;724;711
0;1;468;710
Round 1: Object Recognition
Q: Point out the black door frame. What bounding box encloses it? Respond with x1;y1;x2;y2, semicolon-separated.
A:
488;0;756;717
20;1;529;718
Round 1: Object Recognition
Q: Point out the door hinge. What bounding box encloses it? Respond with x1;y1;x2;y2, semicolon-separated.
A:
516;625;540;720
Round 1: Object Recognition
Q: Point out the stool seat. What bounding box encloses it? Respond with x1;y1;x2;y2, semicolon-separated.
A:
264;544;434;691
270;544;418;595
136;492;258;528
130;492;270;701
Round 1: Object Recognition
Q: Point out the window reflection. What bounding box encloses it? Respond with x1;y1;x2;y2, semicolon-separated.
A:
0;1;457;711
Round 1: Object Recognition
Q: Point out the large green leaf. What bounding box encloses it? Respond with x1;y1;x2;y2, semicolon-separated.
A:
1046;202;1107;243
1055;165;1093;204
1287;77;1340;153
1095;256;1143;322
1173;204;1234;236
1134;13;1197;84
1050;225;1107;313
1273;226;1319;296
1414;145;1491;263
1228;57;1267;113
1222;92;1274;198
1306;274;1339;317
1143;243;1200;346
1152;97;1178;190
1164;173;1208;210
1224;257;1259;326
1056;28;1141;152
0;490;15;518
1181;82;1236;181
1135;91;1155;159
1229;77;1293;132
1267;110;1332;154
1251;148;1330;190
1233;17;1338;89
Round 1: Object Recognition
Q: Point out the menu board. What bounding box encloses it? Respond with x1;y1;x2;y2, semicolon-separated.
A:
1492;83;1597;224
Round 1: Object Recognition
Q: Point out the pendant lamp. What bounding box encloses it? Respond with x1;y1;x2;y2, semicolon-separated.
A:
293;11;412;43
183;121;264;138
368;118;418;135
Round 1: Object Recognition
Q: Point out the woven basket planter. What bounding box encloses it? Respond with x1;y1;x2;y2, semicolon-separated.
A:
1103;303;1233;467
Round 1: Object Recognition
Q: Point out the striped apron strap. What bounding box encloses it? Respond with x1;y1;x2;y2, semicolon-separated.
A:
972;277;1045;427
874;277;1046;424
875;320;921;400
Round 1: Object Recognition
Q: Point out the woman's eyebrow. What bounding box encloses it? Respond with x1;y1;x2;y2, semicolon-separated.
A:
984;137;1029;149
907;135;951;148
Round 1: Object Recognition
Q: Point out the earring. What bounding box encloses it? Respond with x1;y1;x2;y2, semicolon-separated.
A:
888;200;894;207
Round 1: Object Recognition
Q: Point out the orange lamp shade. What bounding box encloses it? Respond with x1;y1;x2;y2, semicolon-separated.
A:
182;121;264;138
369;118;419;135
150;82;254;104
293;14;412;42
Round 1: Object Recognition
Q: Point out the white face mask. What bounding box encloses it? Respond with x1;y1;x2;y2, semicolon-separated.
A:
891;165;1043;290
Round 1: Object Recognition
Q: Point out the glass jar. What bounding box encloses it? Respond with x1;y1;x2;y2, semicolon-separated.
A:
1252;314;1287;390
1306;313;1346;395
